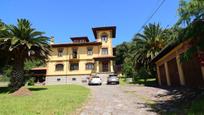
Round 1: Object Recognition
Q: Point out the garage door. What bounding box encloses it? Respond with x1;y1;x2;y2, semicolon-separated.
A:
182;56;204;87
159;64;168;86
167;58;181;86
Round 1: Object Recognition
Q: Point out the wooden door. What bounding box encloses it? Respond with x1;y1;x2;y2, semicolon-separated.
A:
167;58;181;86
182;56;204;87
102;61;109;72
159;64;168;86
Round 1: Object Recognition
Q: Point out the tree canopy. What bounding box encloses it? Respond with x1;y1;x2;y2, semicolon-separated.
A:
0;19;50;91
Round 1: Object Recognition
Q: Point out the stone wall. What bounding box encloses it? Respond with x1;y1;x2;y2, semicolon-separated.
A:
45;75;90;85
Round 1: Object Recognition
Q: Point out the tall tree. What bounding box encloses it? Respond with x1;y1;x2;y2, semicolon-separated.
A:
176;0;204;61
0;20;9;73
115;42;129;65
177;0;204;26
0;19;50;92
132;23;167;67
129;23;169;81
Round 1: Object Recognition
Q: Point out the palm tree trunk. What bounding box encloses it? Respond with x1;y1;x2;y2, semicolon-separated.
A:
9;59;25;92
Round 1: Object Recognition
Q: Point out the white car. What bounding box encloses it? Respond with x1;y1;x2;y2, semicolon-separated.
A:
88;76;102;85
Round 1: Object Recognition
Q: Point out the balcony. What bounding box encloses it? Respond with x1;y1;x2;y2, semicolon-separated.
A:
69;54;80;60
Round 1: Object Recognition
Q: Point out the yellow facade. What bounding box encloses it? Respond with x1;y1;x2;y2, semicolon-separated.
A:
46;26;116;78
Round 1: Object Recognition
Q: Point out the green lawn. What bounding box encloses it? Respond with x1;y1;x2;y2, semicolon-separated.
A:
186;96;204;115
119;77;157;86
136;78;157;86
0;85;90;115
119;77;127;85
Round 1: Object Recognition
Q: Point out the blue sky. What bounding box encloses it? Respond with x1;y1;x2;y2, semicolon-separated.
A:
1;0;179;46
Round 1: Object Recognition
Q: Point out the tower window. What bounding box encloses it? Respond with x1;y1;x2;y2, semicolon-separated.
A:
101;34;108;42
101;48;108;55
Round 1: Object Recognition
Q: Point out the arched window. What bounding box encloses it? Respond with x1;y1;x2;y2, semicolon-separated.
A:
101;33;108;42
86;63;94;70
55;64;64;71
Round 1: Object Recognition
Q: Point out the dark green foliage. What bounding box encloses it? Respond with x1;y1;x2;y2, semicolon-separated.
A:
132;23;169;68
24;59;45;71
116;23;169;83
0;19;51;91
187;96;204;114
115;42;129;65
0;66;12;82
122;58;134;78
116;0;204;85
177;0;204;62
177;0;204;26
133;67;151;83
27;77;35;86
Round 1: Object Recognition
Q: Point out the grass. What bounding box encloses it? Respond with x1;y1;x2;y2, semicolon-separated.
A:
0;85;90;115
135;78;157;86
119;77;127;85
165;95;204;115
119;77;157;86
186;96;204;115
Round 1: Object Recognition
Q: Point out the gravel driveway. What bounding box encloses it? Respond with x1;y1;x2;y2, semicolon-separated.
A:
80;85;157;115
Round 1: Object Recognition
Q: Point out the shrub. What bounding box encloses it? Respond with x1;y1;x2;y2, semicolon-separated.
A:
27;77;35;86
0;66;11;82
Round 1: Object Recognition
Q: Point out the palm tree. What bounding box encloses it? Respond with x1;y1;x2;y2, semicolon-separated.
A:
176;0;204;61
0;20;9;74
129;23;169;82
132;23;167;67
177;0;204;26
0;20;4;29
0;19;50;92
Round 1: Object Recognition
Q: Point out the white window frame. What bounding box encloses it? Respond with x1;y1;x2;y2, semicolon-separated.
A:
87;47;93;55
86;63;94;70
101;48;108;55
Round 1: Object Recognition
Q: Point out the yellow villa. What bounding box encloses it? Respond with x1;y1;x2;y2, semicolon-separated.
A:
32;26;116;84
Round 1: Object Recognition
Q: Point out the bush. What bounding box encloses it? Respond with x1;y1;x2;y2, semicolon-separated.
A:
0;76;10;82
0;66;11;82
27;77;35;86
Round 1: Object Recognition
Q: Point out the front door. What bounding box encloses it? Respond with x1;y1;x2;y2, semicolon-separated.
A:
102;61;109;72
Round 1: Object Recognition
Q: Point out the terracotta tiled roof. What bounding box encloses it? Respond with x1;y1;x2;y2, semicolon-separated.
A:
92;26;116;39
70;36;89;42
51;42;102;47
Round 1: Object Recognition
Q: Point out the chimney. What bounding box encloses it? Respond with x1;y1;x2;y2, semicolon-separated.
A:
50;36;54;44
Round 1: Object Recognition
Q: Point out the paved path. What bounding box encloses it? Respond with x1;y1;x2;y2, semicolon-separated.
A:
80;85;157;115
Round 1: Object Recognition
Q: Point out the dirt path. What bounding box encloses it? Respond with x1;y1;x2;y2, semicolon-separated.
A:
80;85;157;115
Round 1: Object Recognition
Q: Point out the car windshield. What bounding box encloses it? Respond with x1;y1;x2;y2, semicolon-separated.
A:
92;76;100;78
